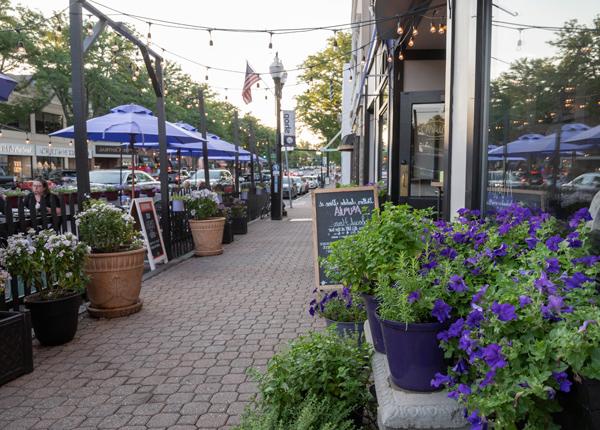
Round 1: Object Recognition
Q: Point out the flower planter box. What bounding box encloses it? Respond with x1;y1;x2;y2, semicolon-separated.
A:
222;220;234;244
90;191;103;199
557;377;600;430
61;192;77;204
103;191;118;201
380;318;446;392
142;190;156;198
24;292;82;346
172;199;185;212
5;195;21;208
362;293;386;353
324;318;364;343
231;217;248;235
0;311;33;386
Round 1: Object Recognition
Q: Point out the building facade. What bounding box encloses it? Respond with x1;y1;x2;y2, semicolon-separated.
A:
343;0;600;221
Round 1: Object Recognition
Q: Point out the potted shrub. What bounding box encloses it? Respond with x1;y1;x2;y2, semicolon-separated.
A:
308;287;367;341
428;206;600;428
2;230;89;346
171;194;186;212
55;185;78;204
229;198;248;235
0;269;34;385
220;205;234;244
90;186;104;200
77;200;145;318
2;189;27;208
103;185;119;201
324;203;432;354
185;189;226;256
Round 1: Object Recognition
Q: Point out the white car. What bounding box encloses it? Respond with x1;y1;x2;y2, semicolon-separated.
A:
89;169;160;191
183;169;233;188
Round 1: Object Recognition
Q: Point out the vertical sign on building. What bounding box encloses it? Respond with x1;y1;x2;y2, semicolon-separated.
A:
282;110;296;147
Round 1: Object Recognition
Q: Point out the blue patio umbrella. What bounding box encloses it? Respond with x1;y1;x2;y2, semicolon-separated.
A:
488;124;590;156
564;124;600;147
50;104;204;198
0;73;17;102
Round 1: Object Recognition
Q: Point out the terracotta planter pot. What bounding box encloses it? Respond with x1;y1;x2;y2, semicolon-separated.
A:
189;217;226;256
84;247;145;318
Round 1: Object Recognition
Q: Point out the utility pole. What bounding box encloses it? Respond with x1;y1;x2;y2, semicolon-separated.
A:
197;88;210;189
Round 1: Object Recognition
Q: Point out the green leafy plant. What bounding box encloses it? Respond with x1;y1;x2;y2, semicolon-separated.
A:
184;189;220;220
54;185;77;194
228;198;247;219
2;189;26;197
309;288;367;322
76;200;143;253
247;328;373;425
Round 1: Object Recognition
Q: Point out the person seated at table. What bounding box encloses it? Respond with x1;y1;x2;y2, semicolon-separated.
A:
24;178;61;216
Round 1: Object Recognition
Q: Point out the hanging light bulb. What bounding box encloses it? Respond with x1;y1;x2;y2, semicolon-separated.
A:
398;51;404;61
396;21;404;35
349;74;353;82
208;29;213;46
408;37;415;48
430;22;437;33
256;82;260;88
205;67;210;81
225;88;228;100
412;27;418;36
25;134;30;144
68;140;73;146
48;140;52;148
87;21;94;36
516;29;523;50
147;22;152;45
268;32;273;50
361;55;366;65
387;54;393;63
438;23;446;35
0;128;3;138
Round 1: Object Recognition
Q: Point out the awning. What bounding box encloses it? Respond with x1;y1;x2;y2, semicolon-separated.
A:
338;133;357;151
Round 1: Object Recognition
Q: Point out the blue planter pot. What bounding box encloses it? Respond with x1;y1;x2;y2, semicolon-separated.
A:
361;293;385;353
380;318;446;392
324;318;364;344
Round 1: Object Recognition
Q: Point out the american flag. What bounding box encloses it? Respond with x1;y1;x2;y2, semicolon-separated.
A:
242;62;260;104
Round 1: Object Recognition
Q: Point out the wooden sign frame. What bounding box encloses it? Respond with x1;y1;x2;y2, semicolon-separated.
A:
129;197;168;270
311;186;379;290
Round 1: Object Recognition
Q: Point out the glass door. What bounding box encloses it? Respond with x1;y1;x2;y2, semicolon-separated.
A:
398;91;445;213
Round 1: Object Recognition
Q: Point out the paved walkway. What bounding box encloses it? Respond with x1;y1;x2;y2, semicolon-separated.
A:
0;193;323;430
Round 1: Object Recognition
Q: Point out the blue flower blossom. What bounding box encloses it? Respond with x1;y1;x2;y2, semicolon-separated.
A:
407;290;421;303
432;299;452;323
552;371;572;393
431;372;454;388
481;343;507;370
569;208;592;228
448;275;468;293
458;384;471;396
471;286;488;304
479;369;496;388
525;236;538;249
519;295;532;308
545;258;560;274
466;309;484;328
563;272;594;290
578;320;597;333
567;231;583;248
491;302;517;322
534;271;557;295
545;235;563;252
466;410;487;430
572;255;600;267
441;247;458;260
452;359;469;374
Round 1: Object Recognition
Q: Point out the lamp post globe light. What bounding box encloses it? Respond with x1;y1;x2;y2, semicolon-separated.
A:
269;53;286;220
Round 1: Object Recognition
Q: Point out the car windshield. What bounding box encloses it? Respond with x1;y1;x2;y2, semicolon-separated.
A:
191;170;224;180
89;171;122;184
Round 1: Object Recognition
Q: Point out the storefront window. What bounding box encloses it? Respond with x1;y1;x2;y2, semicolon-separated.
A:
35;112;63;135
35;156;63;178
378;108;389;187
0;155;32;179
485;2;600;219
411;103;445;197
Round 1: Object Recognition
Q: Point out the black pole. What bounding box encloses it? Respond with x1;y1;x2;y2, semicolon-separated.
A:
156;59;172;259
69;0;90;202
197;89;211;189
130;135;135;201
271;77;283;220
232;111;240;193
248;122;256;193
119;144;123;203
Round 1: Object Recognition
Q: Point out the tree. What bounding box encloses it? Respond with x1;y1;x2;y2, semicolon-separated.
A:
296;31;351;147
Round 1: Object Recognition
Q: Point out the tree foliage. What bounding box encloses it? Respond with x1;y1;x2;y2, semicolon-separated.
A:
296;31;351;146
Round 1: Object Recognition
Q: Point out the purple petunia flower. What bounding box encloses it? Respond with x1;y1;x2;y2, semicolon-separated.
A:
453;232;468;244
452;359;469;374
546;235;563;252
447;390;459;400
407;290;421;304
459;331;477;355
534;271;557;295
342;287;350;297
552;371;572;393
432;299;452;323
466;309;485;328
567;231;583;248
481;344;507;370
491;302;517;322
569;208;592;228
572;255;600;267
441;247;458;260
563;272;594;290
458;384;471;396
447;318;465;338
525;236;539;249
431;372;454;388
479;369;496;388
308;307;315;316
465;256;480;266
578;320;597;333
448;275;468;293
471;286;488;304
545;258;560;274
547;387;556;400
466;410;487;430
519;295;532;308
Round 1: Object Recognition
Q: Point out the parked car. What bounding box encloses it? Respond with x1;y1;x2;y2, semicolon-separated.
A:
487;170;522;189
0;167;16;187
292;176;308;194
183;169;233;188
560;172;600;208
47;169;78;185
282;176;297;199
303;175;319;189
89;169;160;192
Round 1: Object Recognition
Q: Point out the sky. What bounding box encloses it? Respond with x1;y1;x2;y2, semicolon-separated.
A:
16;0;351;143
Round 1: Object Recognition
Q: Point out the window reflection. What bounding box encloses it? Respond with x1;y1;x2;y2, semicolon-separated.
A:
411;104;445;197
485;2;600;219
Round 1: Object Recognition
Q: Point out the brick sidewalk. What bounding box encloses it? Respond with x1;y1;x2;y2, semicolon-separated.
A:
0;194;323;430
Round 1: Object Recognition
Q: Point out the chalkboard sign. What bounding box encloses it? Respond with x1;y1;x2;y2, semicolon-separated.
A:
130;198;168;270
311;186;378;288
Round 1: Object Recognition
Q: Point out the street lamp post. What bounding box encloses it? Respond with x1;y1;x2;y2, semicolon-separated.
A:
316;150;323;187
269;53;287;220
